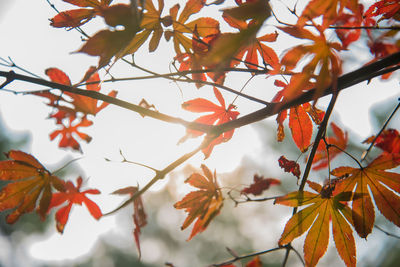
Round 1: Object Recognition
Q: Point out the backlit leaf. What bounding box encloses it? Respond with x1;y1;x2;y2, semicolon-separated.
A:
0;151;65;223
48;177;101;233
180;87;239;158
276;182;356;267
174;164;223;240
112;186;147;258
332;153;400;238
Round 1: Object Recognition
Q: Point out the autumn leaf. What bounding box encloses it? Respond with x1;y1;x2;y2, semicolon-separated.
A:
37;67;117;118
50;0;112;28
312;123;348;170
119;0;173;55
50;116;93;152
289;105;313;152
174;164;223;240
364;0;400;21
363;129;400;154
245;256;262;267
180;87;239;158
276;181;356;267
272;79;322;146
333;4;365;49
297;0;359;27
222;11;279;71
279;25;342;100
112;186;147;258
278;156;301;179
0;150;65;223
165;0;220;54
241;174;280;196
48;177;101;233
332;153;400;238
78;4;141;67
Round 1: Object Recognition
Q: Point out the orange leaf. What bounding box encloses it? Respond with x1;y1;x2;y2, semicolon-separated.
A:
49;0;111;28
174;164;223;240
288;105;313;152
276;182;356;267
297;0;358;27
280;26;342;99
180;87;239;158
112;186;147;258
332;153;400;238
0;150;65;223
48;177;101;233
167;0;219;54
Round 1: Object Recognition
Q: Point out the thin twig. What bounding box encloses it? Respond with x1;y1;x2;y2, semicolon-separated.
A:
361;98;400;161
122;59;270;105
375;224;400;239
211;246;286;266
103;136;212;216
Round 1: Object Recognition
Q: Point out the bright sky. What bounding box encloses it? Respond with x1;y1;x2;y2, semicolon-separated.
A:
0;0;399;266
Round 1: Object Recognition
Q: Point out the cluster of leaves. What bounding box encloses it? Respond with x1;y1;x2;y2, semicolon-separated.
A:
0;0;400;266
0;151;102;233
33;67;117;151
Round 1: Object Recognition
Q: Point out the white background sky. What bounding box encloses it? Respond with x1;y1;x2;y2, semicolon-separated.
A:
0;0;400;266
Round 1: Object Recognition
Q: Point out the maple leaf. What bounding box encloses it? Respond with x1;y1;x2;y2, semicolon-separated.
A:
174;164;223;240
312;123;348;170
241;174;280;196
78;4;141;67
333;4;365;49
272;79;323;147
364;0;400;21
165;0;220;54
48;177;101;233
276;181;356;267
222;12;279;71
36;67;117;118
174;32;221;88
0;150;65;223
201;0;271;69
279;25;342;100
119;0;173;55
278;156;301;179
112;186;147;258
50;116;93;152
180;87;239;158
332;153;400;238
363;129;400;154
297;0;359;27
50;0;112;28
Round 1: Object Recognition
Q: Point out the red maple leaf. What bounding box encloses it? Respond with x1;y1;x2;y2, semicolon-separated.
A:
50;0;113;28
44;67;118;116
112;186;147;258
241;174;280;196
364;0;400;21
48;177;102;233
50;116;93;152
180;87;239;158
363;129;400;154
278;156;301;179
